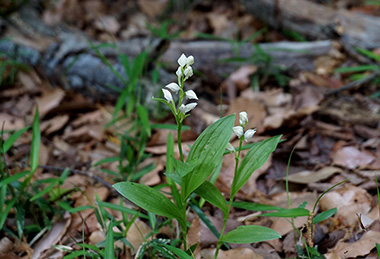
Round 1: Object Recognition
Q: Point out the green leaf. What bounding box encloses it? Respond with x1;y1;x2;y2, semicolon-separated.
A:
105;221;115;259
0;170;29;188
97;201;148;219
2;126;30;154
137;104;151;137
30;181;58;201
230;135;281;198
334;65;379;73
195;181;228;218
260;208;310;218
356;47;380;62
313;208;337;224
113;182;183;223
162;244;192;259
221;225;281;244
377;243;380;258
181;114;235;201
30;107;41;173
232;201;284;211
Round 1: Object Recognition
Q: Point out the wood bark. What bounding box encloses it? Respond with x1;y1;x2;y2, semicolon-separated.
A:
1;4;334;101
240;0;380;49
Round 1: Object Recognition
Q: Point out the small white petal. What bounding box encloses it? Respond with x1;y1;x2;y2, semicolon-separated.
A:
177;53;187;67
184;66;193;78
162;89;173;102
187;55;194;66
165;82;180;93
233;126;244;138
180;103;197;114
244;129;257;142
239;111;248;126
226;143;235;152
185;90;198;100
176;67;183;78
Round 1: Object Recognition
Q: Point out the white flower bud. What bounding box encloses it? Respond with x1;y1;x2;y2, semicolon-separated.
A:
239;111;248;127
187;55;194;66
244;129;257;142
176;67;183;78
233;126;244;138
162;89;173;102
178;53;187;67
226;143;235;152
180;103;197;114
185;90;198;100
165;82;180;93
184;66;193;79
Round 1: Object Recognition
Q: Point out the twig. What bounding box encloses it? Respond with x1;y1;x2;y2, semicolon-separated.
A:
325;71;380;96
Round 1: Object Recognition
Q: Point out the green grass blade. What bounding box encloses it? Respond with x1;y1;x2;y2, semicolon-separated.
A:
105;221;115;259
260;208;310;218
0;170;29;188
2;126;30;153
162;244;192;259
313;208;337;224
232;201;284;211
30;107;41;173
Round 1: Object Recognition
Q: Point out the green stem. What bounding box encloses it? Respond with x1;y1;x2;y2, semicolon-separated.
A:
177;122;184;162
215;137;243;258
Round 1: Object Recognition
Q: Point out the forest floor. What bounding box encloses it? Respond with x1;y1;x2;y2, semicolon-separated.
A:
1;0;380;258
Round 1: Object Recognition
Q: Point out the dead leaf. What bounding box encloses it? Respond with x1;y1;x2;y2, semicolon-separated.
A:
40;115;69;134
37;88;65;118
200;247;263;259
284;167;342;184
270;192;318;236
0;113;25;130
138;0;169;18
330;230;380;258
319;185;372;225
126;219;152;254
332;146;375;170
227;97;266;133
32;213;71;259
187;216;201;256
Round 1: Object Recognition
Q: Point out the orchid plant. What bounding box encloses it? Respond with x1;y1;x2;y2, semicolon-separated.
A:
113;54;282;258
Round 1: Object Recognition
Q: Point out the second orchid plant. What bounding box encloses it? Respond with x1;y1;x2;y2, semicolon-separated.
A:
114;54;282;258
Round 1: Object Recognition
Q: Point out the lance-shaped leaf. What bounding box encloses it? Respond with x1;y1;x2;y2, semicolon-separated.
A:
195;181;228;218
181;114;235;201
113;182;184;224
221;225;281;244
230;135;281;198
260;208;310;218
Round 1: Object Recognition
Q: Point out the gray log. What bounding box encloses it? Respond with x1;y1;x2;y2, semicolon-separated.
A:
240;0;380;49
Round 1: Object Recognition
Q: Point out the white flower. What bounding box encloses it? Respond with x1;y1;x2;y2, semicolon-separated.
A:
185;90;198;100
178;53;188;67
233;126;244;138
162;89;173;102
165;82;180;93
176;67;183;78
187;55;194;66
184;66;193;79
244;129;257;142
180;103;197;114
239;112;248;127
226;143;235;152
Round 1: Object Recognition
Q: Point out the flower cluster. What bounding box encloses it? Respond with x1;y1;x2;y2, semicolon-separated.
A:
154;54;198;122
226;112;257;153
233;112;257;142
